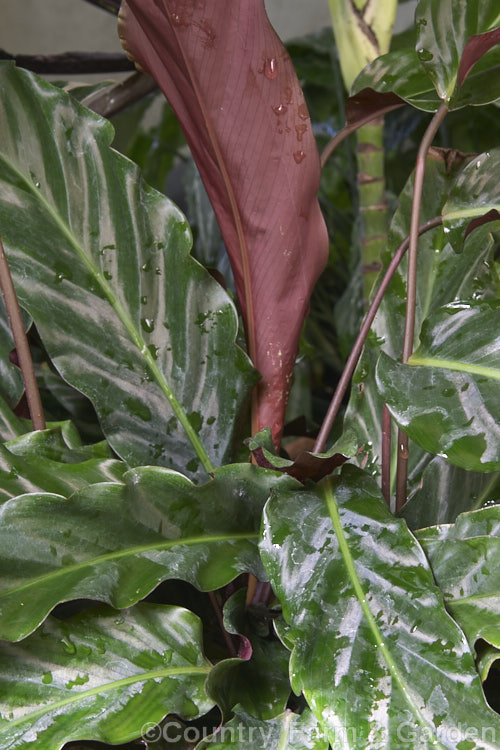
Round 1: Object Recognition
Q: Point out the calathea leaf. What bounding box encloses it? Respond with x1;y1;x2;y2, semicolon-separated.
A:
0;295;31;408
0;425;125;503
0;604;214;749
261;465;500;749
118;0;329;445
197;706;328;750
0;463;291;641
376;301;500;473
417;505;500;652
0;63;255;481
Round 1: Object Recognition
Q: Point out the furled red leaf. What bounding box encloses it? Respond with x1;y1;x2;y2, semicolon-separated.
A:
458;26;500;86
118;0;329;445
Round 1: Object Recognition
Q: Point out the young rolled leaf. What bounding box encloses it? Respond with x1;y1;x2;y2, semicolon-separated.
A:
0;463;290;641
197;707;328;750
0;63;255;480
260;465;500;749
376;301;500;473
118;0;329;445
417;506;500;651
0;604;213;749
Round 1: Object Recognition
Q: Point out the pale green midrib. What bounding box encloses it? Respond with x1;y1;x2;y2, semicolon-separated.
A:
447;591;497;606
277;711;293;750
323;481;445;747
0;664;211;733
444;205;499;221
0;531;257;601
408;355;500;380
5;156;214;474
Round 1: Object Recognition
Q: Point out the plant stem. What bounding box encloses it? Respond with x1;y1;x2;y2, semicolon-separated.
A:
208;591;237;658
320;101;404;170
0;237;45;431
313;217;442;455
381;404;391;507
83;73;157;118
395;101;448;511
0;49;135;75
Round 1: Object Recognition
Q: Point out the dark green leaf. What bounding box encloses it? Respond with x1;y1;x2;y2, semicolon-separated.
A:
415;0;500;102
0;297;31;407
0;604;213;749
0;426;125;503
0;394;27;442
0;463;289;641
376;301;500;472
261;465;500;748
417;506;500;650
210;589;291;721
0;63;255;480
443;149;500;250
197;707;327;750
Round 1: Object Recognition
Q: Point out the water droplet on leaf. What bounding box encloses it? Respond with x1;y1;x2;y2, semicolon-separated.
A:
263;57;278;79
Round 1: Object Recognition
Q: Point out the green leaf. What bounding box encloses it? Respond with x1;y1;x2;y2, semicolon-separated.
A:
0;604;213;749
0;426;125;503
443;149;500;250
0;463;289;641
0;394;27;442
197;707;328;750
417;506;500;650
343;153;498;510
0;63;255;480
376;301;500;472
477;646;500;683
261;465;500;749
415;0;500;102
209;589;291;721
0;297;31;407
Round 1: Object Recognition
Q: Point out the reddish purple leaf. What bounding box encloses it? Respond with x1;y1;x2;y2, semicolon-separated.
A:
119;0;328;446
345;88;404;127
458;26;500;87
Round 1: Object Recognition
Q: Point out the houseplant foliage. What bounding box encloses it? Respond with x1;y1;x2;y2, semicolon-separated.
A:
0;0;498;748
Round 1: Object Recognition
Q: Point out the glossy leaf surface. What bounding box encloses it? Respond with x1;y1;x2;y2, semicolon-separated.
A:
197;707;327;750
417;506;500;650
415;0;500;102
377;301;500;472
119;0;329;444
343;153;498;510
0;394;27;442
0;604;213;749
261;465;500;749
0;63;255;480
0;298;30;407
0;426;125;503
0;463;289;641
443;149;500;250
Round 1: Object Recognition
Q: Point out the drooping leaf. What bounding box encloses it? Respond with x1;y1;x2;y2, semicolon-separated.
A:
207;588;291;721
0;63;255;481
260;465;500;749
197;707;328;750
376;301;500;472
443;149;500;250
343;152;498;511
0;604;213;749
0;426;125;503
118;0;329;445
415;0;500;102
0;463;289;641
417;506;500;651
477;646;500;683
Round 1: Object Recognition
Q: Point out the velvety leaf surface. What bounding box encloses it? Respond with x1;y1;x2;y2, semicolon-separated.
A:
376;301;500;472
417;506;500;650
415;0;500;102
261;465;500;749
0;426;125;503
0;63;255;480
443;149;500;250
197;707;327;750
118;0;329;444
0;604;213;749
343;152;498;510
0;463;288;641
